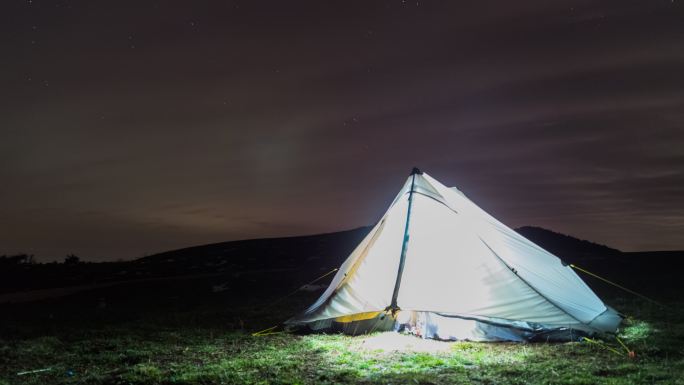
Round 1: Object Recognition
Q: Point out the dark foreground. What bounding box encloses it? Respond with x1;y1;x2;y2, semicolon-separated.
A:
1;229;683;384
2;278;683;384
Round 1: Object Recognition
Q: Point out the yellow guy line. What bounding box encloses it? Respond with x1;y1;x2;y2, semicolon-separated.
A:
570;264;664;307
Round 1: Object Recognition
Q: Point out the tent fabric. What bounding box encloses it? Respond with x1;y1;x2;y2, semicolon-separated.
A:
286;171;622;341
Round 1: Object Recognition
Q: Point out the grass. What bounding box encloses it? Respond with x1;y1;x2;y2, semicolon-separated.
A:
1;272;683;384
2;298;683;385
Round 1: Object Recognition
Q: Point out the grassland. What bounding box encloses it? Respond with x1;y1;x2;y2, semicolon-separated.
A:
1;268;683;385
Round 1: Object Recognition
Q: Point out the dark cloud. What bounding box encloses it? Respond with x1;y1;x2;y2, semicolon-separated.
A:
1;0;683;260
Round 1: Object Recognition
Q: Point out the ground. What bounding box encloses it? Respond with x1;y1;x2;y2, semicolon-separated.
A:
1;267;683;385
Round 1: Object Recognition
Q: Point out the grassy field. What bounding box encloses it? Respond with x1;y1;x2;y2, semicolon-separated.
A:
1;269;683;385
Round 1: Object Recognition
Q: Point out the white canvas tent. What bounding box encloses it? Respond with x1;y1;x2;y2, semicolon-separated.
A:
286;169;622;341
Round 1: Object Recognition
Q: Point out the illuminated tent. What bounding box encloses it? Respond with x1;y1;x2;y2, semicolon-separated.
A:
286;168;622;341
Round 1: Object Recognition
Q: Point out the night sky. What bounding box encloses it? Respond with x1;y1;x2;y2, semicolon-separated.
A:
3;1;684;261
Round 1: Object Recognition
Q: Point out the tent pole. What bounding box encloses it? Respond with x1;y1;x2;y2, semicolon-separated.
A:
388;167;421;313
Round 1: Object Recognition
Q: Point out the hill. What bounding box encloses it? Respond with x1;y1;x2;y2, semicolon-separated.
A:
135;226;372;276
134;224;622;271
514;226;621;259
0;227;372;295
2;224;682;299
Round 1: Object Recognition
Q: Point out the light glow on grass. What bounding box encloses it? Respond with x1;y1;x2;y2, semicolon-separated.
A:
619;319;655;343
358;332;453;354
302;331;535;380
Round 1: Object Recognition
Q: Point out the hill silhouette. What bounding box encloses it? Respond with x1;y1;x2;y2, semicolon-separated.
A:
134;226;373;277
1;225;681;299
515;226;621;259
135;225;623;270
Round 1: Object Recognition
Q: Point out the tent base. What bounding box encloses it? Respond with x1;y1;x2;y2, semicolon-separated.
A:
289;311;602;342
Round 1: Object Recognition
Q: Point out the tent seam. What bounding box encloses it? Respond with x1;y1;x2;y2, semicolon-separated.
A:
477;236;595;330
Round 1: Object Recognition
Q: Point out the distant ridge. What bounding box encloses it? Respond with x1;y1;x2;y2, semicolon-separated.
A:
2;225;681;297
137;225;620;269
134;226;373;275
515;226;621;257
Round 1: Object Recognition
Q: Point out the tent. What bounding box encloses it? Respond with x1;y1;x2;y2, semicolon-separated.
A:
286;168;622;342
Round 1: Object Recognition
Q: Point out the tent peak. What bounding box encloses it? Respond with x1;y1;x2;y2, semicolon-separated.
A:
410;167;423;175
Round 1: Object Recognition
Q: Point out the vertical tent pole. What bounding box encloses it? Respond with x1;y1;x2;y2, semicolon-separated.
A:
389;167;421;313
